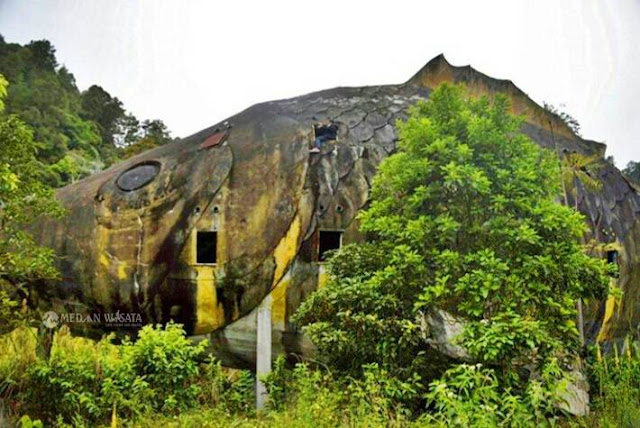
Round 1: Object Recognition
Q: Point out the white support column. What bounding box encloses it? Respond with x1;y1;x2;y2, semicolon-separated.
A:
256;305;272;410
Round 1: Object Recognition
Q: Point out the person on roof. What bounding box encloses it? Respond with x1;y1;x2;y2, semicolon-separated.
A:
310;121;339;153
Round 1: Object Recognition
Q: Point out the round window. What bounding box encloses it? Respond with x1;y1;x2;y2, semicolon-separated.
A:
116;161;161;191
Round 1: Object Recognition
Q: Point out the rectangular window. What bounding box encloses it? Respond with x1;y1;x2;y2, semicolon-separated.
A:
196;231;217;264
318;230;343;262
607;250;619;265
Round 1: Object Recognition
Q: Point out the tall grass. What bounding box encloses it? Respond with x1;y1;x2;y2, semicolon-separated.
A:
581;338;640;428
4;324;640;427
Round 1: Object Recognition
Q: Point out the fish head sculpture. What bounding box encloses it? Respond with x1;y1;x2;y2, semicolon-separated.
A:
27;55;640;366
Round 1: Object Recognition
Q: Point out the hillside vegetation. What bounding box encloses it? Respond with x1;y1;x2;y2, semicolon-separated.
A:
0;35;172;187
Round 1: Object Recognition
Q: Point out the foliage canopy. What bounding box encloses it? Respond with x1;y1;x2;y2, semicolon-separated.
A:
0;35;172;186
295;84;610;395
0;74;63;327
623;161;640;184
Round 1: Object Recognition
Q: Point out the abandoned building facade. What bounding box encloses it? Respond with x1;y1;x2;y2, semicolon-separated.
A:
31;55;640;366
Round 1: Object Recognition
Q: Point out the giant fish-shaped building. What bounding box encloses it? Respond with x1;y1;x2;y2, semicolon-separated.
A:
31;55;640;366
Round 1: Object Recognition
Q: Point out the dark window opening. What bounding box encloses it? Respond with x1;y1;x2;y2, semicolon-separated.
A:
607;249;620;278
196;231;217;264
318;230;342;262
311;122;339;152
314;122;339;140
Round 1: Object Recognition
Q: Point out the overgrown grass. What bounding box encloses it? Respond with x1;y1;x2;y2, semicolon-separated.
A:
571;340;640;428
2;324;640;427
0;326;38;398
0;323;252;426
0;324;412;427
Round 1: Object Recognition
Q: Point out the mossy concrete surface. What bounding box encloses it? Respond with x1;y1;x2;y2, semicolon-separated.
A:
29;55;639;365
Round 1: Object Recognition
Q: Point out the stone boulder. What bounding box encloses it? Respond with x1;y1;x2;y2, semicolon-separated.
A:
555;369;590;417
423;308;472;361
422;308;591;416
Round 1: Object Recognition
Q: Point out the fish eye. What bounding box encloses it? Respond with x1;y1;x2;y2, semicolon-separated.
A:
116;161;161;191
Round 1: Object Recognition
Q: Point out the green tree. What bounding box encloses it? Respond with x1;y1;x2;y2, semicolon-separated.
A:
623;161;640;183
140;119;171;142
80;84;126;163
0;36;102;186
0;36;174;186
294;84;610;393
119;119;172;159
0;74;63;332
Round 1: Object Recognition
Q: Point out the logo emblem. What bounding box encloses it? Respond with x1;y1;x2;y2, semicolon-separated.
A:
42;311;59;329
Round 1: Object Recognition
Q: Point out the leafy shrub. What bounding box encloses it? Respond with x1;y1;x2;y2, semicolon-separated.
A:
294;84;610;413
19;322;209;425
260;355;290;410
345;363;418;425
122;322;207;412
422;362;568;427
17;415;43;428
17;326;105;422
271;363;344;428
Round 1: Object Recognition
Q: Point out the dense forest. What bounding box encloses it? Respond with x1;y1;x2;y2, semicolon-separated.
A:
0;35;172;187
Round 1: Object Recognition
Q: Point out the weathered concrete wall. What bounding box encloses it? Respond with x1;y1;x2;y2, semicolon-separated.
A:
29;55;640;365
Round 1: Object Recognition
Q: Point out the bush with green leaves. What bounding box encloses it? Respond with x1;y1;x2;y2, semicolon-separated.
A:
0;74;63;313
421;361;575;427
19;322;211;425
294;83;611;416
122;321;208;412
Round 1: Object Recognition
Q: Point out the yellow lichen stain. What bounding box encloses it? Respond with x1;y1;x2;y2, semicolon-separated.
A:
271;215;301;288
94;225;114;304
117;262;128;281
246;192;273;249
180;229;224;334
597;296;617;342
270;274;290;329
194;265;221;335
254;212;302;330
189;189;229;334
99;251;129;280
184;227;197;265
417;66;453;93
99;252;110;270
215;188;227;265
597;277;622;343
